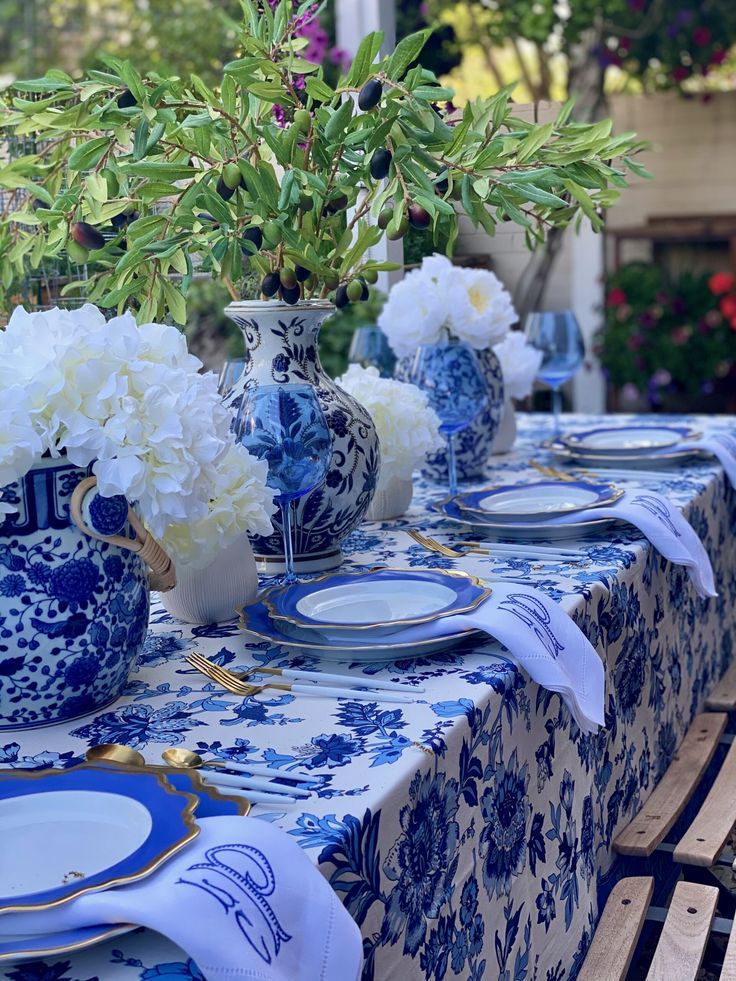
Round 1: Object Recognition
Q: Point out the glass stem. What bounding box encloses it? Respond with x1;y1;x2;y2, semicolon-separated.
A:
552;387;562;435
280;500;297;585
447;433;459;496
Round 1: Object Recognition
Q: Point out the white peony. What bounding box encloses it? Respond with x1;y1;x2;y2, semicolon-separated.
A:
163;443;276;568
336;365;443;483
493;330;544;400
379;254;517;356
0;304;274;548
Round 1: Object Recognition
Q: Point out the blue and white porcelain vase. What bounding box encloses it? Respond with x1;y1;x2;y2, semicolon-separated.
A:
0;458;151;730
224;301;380;573
396;346;505;482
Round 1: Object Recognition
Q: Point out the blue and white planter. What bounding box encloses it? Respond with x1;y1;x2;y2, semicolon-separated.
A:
224;301;381;573
396;346;505;483
0;458;150;730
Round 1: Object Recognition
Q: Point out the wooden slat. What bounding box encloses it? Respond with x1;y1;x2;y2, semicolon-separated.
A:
674;738;736;865
706;661;736;711
646;881;718;981
720;914;736;980
614;712;727;857
577;877;653;981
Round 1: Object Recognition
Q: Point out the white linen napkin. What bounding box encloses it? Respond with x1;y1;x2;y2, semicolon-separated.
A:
364;581;605;733
676;433;736;488
540;489;717;598
0;816;363;981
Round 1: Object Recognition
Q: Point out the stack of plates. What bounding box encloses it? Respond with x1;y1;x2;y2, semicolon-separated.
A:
238;568;490;663
0;763;247;963
545;424;703;468
432;479;622;540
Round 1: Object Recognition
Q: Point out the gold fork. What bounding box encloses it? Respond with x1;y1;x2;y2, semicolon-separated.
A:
186;652;413;704
528;460;577;482
407;529;467;558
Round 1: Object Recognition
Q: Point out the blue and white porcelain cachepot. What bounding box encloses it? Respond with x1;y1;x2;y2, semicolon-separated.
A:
396;346;505;482
0;458;150;730
224;301;380;573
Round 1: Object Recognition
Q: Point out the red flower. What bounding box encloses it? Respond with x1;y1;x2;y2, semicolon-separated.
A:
692;26;712;45
606;287;627;307
628;0;646;10
709;272;736;295
672;65;690;82
709;47;728;65
719;295;736;319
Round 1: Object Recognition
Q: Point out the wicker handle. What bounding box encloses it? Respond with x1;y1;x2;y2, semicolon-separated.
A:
70;476;177;592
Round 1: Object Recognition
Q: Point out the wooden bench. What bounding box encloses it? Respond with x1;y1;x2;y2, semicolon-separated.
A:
613;711;736;868
707;663;736;712
578;876;736;980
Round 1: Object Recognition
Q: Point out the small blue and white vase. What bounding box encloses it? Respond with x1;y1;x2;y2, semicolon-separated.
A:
0;457;151;730
224;301;380;573
396;346;505;482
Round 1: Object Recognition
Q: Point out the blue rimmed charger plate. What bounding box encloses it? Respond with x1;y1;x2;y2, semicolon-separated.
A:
263;567;490;638
452;480;622;523
239;595;479;663
0;763;199;916
432;496;614;541
560;423;699;455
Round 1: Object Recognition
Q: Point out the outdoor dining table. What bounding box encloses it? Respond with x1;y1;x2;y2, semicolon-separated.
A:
3;411;735;981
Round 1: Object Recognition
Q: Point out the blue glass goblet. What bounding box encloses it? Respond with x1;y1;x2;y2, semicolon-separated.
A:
410;342;489;496
235;384;332;584
348;326;397;378
217;357;248;397
525;311;585;435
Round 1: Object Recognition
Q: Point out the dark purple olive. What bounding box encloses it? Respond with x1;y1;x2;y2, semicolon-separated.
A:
435;169;449;194
335;284;350;309
331;191;349;212
359;279;369;301
32;198;50;210
243;225;263;250
117;88;137;109
369;148;392;181
216;177;235;201
196;212;220;229
261;272;281;297
358;79;382;112
280;284;301;305
408;203;431;230
295;265;310;282
71;221;105;251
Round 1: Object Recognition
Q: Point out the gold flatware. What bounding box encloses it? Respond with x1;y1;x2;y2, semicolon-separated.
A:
86;744;145;767
186;652;413;704
407;530;466;558
161;748;312;799
528;460;578;482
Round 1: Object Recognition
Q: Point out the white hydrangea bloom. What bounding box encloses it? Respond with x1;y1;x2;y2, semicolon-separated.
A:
0;387;42;513
493;331;544;400
0;304;273;542
163;443;276;568
378;254;517;356
336;365;443;483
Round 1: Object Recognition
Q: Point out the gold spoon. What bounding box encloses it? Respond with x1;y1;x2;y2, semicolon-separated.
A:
86;743;146;767
160;749;311;799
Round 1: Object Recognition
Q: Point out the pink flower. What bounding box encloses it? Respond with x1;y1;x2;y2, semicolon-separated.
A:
670;325;692;346
692;26;712;45
622;383;640;403
709;271;735;295
606;286;627;306
672;65;690;82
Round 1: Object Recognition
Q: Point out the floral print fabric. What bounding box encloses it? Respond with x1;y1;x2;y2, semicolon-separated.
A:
2;413;734;981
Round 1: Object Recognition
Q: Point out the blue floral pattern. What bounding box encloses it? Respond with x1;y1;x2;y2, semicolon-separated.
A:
0;460;149;729
1;412;735;981
223;304;380;568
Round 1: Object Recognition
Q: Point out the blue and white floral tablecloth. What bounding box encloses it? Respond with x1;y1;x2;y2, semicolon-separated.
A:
3;413;736;981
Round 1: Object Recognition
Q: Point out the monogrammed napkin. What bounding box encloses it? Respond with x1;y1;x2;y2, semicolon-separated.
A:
0;816;363;981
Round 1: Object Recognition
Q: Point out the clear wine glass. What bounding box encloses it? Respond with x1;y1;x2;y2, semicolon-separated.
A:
217;357;248;397
348;326;396;378
234;384;332;585
410;342;488;496
525;311;585;435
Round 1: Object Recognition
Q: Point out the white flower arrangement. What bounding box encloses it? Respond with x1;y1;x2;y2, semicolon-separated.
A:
492;330;544;401
0;304;275;561
336;365;443;484
378;254;517;358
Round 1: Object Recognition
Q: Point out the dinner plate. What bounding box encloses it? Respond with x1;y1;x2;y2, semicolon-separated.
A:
452;480;622;522
0;767;249;963
0;764;198;915
559;424;699;455
432;496;615;540
238;598;479;663
542;437;705;469
264;568;490;637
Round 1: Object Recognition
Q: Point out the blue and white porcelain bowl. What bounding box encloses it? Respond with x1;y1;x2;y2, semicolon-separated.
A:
0;458;150;730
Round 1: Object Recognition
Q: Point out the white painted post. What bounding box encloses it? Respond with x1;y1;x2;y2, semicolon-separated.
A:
570;220;606;413
335;0;404;292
